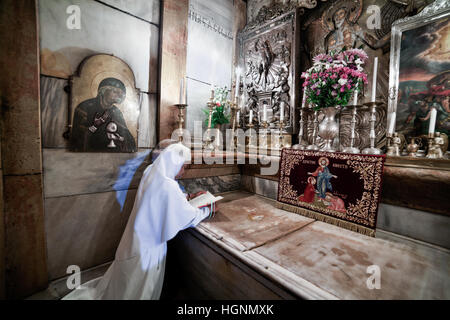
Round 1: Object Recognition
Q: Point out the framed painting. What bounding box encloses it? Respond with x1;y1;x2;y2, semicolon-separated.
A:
69;54;140;153
388;1;450;148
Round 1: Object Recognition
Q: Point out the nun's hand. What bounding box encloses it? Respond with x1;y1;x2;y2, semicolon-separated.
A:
208;203;219;214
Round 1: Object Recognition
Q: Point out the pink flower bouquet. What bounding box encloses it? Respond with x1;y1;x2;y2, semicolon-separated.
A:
301;49;369;111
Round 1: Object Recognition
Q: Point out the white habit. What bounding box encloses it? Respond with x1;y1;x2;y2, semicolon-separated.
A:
63;143;209;300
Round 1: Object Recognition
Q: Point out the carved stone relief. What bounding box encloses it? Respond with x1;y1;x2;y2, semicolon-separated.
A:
239;10;298;133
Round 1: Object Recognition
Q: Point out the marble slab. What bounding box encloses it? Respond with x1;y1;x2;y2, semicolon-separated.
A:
99;0;160;25
240;175;278;200
43;148;151;198
377;203;450;249
45;189;137;280
38;0;154;92
186;0;233;88
254;221;450;299
40;76;70;148
199;192;314;251
178;174;241;195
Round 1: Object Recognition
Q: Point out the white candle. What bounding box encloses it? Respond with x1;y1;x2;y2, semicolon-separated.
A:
280;102;284;121
263;104;267;122
388;112;396;135
353;85;358;106
179;78;184;104
429;108;437;134
249;110;253;124
184;77;188;105
371;57;378;102
301;89;306;109
235;68;241;98
236;111;240;124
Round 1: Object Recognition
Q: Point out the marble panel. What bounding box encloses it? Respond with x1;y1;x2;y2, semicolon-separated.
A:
38;0;152;91
43;148;151;198
99;0;160;24
138;93;158;148
45;189;137;280
178;174;241;194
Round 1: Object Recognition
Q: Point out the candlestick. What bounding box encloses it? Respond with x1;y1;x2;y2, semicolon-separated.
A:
342;105;361;154
371;57;378;102
306;109;320;151
361;101;383;155
263;104;267;122
428;108;437;134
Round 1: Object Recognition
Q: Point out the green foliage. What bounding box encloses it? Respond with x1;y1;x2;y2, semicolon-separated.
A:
203;86;231;127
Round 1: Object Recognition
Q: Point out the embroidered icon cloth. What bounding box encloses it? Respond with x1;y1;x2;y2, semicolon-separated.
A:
277;149;386;236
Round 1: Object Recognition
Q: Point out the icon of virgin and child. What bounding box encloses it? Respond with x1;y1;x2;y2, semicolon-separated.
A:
298;157;346;213
70;77;137;153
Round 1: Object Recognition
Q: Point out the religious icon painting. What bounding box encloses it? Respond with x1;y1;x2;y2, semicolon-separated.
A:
69;54;140;152
388;3;450;149
277;149;386;236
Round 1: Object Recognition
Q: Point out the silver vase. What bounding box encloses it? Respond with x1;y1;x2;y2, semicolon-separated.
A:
318;106;339;152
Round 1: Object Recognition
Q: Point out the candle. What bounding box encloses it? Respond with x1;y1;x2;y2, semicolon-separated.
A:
235;68;241;98
280;102;284;121
184;76;188;105
301;89;306;109
249;110;253;124
371;57;378;102
179;78;184;104
429;108;437;134
353;85;358;106
388;112;396;135
236;111;240;124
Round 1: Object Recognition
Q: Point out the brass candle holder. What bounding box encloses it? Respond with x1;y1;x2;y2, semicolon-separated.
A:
361;101;383;155
228;99;240;150
174;103;187;143
203;99;216;151
342;104;361;154
306;109;320;151
406;138;419;157
296;108;308;149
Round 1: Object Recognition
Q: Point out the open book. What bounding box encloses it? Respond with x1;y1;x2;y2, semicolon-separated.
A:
188;191;223;208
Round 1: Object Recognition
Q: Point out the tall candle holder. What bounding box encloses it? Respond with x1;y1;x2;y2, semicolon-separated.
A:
361;101;383;155
306;109;319;151
174;103;187;143
203;99;216;151
259;120;269;149
276;119;286;149
342;104;361;154
294;108;308;150
229;100;240;149
246;123;255;145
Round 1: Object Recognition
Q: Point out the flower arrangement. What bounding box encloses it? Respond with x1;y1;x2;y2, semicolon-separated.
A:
301;48;369;111
203;86;230;128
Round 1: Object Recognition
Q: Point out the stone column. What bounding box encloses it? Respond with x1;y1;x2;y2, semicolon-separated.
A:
0;0;48;298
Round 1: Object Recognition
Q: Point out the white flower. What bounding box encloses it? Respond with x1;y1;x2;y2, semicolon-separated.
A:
357;66;363;72
355;58;363;65
338;78;348;86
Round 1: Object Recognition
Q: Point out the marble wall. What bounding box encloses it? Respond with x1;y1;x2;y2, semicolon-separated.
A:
38;0;160;280
185;0;234;135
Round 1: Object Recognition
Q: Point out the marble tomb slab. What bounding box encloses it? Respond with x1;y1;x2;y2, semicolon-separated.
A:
254;221;450;299
199;192;314;251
